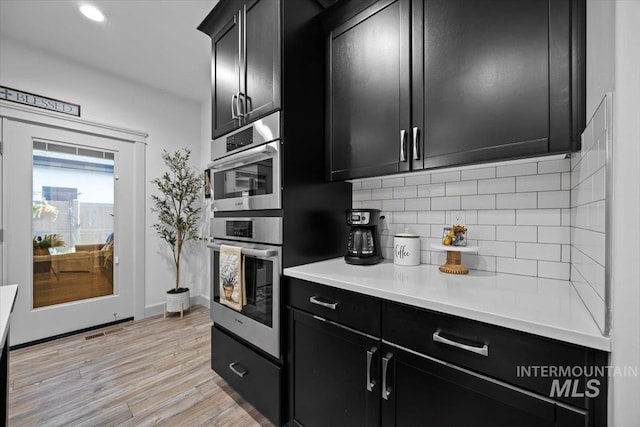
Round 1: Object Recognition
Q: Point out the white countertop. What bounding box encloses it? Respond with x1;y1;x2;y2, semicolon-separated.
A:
1;284;19;349
284;259;610;352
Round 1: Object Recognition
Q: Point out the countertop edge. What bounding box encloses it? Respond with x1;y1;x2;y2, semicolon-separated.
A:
283;268;611;352
0;285;19;349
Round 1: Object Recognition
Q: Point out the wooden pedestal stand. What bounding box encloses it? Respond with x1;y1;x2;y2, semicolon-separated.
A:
430;244;480;275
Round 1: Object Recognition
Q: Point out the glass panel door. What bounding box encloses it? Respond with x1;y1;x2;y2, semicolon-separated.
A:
32;141;115;308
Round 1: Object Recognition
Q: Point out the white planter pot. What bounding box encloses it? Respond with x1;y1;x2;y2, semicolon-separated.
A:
165;289;190;318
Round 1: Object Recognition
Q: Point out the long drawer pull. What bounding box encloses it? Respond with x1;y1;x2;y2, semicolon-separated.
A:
229;362;248;378
309;295;339;310
382;352;393;400
432;331;489;357
366;347;377;392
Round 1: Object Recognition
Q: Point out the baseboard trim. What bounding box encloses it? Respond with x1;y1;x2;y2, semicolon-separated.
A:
10;317;134;350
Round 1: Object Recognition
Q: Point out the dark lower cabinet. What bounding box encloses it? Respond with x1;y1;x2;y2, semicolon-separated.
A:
211;325;282;426
380;343;587;427
285;278;606;427
288;308;380;427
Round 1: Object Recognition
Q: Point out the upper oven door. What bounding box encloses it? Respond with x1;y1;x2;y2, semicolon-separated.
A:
208;141;281;211
209;239;281;359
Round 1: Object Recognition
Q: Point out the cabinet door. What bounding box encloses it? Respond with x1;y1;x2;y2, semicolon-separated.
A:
327;0;411;180
242;0;281;124
413;0;581;169
380;343;584;427
288;308;380;427
211;12;242;139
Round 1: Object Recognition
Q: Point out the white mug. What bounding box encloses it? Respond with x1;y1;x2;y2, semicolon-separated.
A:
393;230;420;266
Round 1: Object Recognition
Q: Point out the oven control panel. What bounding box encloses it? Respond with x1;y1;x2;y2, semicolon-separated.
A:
226;128;253;153
226;220;253;239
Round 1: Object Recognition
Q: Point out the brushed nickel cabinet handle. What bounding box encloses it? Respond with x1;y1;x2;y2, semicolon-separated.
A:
229;362;248;378
309;295;338;310
432;331;489;357
382;352;393;400
366;347;377;392
412;126;420;160
400;129;407;162
231;93;239;120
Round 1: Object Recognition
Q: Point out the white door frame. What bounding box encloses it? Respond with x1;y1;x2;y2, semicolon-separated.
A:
0;101;146;343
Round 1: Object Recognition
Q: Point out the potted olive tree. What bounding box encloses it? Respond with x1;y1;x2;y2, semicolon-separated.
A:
151;148;202;318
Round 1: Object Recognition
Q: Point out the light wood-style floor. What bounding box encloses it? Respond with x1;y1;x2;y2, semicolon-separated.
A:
8;305;273;426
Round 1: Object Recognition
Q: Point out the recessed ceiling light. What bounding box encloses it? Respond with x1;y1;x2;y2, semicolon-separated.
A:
80;4;105;22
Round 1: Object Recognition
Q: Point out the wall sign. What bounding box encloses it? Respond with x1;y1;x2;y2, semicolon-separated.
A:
0;85;81;117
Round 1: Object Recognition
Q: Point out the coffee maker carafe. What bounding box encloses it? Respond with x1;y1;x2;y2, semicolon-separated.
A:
345;209;382;265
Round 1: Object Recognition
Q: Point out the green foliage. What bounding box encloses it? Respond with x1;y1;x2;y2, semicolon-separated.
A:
151;148;203;291
33;234;65;250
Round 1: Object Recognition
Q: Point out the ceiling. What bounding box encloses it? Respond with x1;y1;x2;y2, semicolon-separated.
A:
0;0;218;103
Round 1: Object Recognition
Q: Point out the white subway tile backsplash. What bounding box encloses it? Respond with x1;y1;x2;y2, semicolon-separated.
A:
538;191;570;208
468;225;496;241
418;210;445;224
516;174;561;192
361;179;382;190
516;209;561;226
561;172;571;190
393;211;418;224
383;177;405;187
393;185;418;199
496;225;537;242
479;240;515;257
446;180;478;196
461;195;496;210
461;167;496;181
405;198;430;211
382;199;405;212
571;265;606;333
538;226;571;244
478;177;516;194
431;196;461;211
497;162;537;177
353;189;372;201
478;210;516;225
418;183;445;197
496;192;537;209
538;158;571;174
361;200;383;209
405;173;431;186
538;261;570;280
572;247;606;300
431;170;461;183
372;187;394;200
497;257;537;276
351;155;578;280
516;243;561;261
572;227;605;266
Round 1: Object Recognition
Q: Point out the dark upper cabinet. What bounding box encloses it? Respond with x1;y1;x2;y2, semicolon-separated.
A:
200;0;281;139
325;0;411;180
323;0;585;178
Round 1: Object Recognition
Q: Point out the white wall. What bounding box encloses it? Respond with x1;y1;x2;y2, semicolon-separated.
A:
609;2;640;425
0;36;207;313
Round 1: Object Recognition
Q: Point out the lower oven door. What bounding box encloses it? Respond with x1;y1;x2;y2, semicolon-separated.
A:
209;240;281;359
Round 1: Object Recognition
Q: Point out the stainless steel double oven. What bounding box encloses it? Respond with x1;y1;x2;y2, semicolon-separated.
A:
208;111;283;359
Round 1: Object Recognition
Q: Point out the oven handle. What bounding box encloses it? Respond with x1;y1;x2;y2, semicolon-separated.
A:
208;242;278;258
207;143;276;171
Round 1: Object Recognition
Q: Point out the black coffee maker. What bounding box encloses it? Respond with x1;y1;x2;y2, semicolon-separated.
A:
345;209;383;265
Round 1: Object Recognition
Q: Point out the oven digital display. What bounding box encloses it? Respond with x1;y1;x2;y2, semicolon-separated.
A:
226;221;253;238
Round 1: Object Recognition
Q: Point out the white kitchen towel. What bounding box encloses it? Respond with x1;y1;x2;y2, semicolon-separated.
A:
219;245;245;311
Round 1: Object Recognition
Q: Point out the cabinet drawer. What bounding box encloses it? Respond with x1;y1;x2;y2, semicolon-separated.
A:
382;301;603;409
211;325;281;426
285;277;381;336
